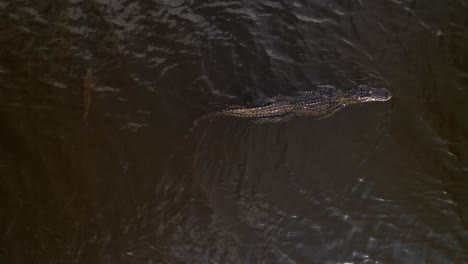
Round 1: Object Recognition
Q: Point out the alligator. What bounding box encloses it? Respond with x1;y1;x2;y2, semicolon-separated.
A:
191;85;391;127
205;85;391;122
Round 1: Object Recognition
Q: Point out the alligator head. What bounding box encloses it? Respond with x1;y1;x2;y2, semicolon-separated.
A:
340;85;392;105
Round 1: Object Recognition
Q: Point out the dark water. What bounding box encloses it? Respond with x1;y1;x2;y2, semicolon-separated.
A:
1;0;468;263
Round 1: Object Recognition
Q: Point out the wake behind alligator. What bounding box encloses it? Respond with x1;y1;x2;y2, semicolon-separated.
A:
193;85;391;127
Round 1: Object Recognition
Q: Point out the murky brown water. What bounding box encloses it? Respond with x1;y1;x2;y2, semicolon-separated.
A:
1;0;468;263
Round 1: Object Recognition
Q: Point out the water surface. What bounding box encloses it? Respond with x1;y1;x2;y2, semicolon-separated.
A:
1;0;468;263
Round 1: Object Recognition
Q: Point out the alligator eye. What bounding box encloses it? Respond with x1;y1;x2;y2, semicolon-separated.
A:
360;89;370;97
360;89;365;97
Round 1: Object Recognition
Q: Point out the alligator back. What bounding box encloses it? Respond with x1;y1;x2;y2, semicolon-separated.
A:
220;93;340;118
204;85;391;122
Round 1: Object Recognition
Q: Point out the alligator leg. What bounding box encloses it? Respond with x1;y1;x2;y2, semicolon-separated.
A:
314;104;345;120
252;113;295;123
